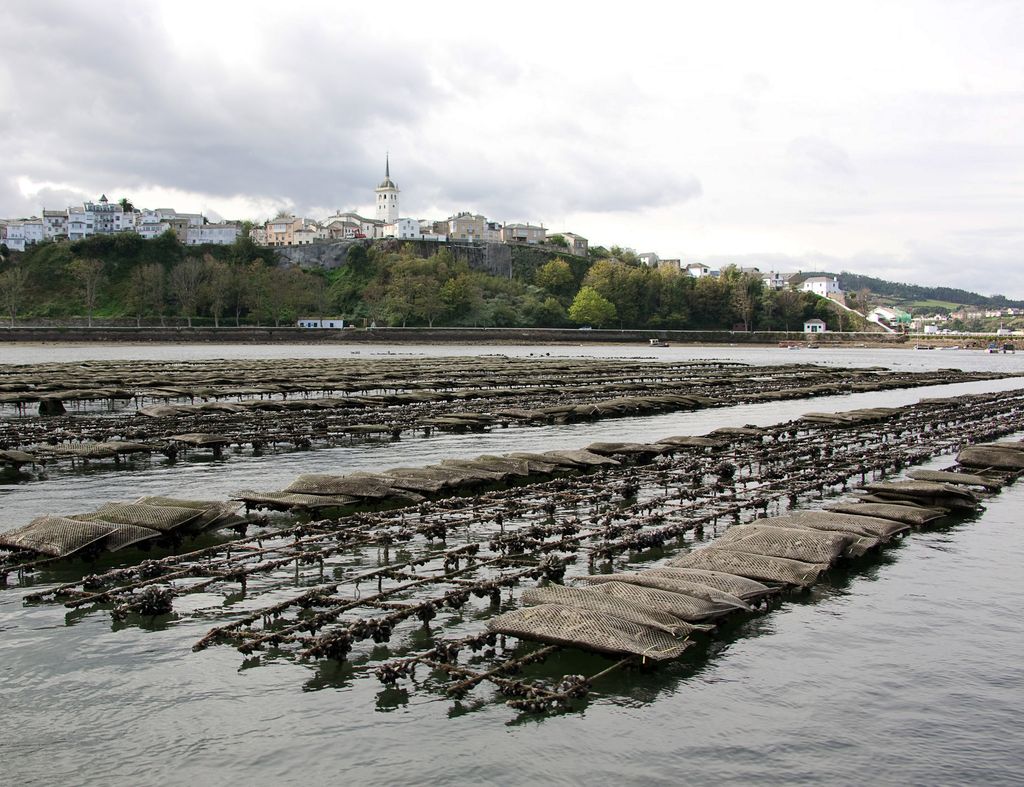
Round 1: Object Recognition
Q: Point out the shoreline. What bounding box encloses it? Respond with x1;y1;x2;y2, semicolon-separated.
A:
0;325;995;348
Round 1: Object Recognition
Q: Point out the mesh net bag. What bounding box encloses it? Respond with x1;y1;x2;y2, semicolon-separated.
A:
53;443;120;459
957;444;1024;470
137;405;190;417
520;586;705;637
102;524;162;552
653;436;727;449
823;502;945;526
169;433;232;447
579;573;751;611
640;567;772;601
84;502;202;533
543;450;620;467
370;470;450;493
485;603;689;660
457;456;533;476
863;480;979;510
104;441;153;455
743;515;883;556
233;491;359;511
669;548;825;587
776;510;912;539
590;581;742;622
134;498;243;530
284;474;424;502
906;469;1003;489
437;460;512;482
853;494;946;508
0;516;118;557
711;523;854;564
584;442;670;457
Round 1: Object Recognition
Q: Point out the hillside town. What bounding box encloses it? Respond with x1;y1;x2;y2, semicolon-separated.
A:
5;159;1024;336
0;159;847;296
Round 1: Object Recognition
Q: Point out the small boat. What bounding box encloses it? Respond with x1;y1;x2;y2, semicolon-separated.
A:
913;344;934;350
648;339;669;347
986;342;999;353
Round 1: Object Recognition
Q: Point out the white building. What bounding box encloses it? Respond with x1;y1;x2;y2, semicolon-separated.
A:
185;223;241;246
803;318;827;334
43;210;68;238
418;220;447;242
638;252;660;267
375;156;400;225
297;317;346;328
66;207;92;240
685;262;713;278
0;219;45;250
35;198;236;244
383;217;422;240
800;275;842;298
762;271;796;290
321;213;380;239
84;195;133;234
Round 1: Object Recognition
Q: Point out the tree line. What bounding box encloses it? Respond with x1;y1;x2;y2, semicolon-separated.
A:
0;231;866;331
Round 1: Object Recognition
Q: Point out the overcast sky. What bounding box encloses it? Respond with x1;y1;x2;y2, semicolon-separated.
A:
2;1;1022;295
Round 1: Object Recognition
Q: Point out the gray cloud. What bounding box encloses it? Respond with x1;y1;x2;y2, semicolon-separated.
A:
1;2;444;213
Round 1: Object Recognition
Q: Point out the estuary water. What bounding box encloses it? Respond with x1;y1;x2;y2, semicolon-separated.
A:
2;343;1024;785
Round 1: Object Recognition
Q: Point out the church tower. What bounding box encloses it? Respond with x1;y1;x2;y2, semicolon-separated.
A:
375;155;400;224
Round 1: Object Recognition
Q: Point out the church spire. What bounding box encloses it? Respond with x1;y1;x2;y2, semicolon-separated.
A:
385;153;390;179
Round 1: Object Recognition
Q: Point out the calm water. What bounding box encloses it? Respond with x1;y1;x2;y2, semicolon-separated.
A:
3;344;1024;785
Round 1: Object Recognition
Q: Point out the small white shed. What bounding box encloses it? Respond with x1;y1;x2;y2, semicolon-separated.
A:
297;318;345;329
803;318;827;334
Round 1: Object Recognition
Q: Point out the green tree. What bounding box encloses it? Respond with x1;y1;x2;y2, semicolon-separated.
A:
169;257;206;327
524;295;567;327
201;255;231;327
730;271;764;331
229;224;262;265
776;289;805;331
568;286;617;327
127;263;165;326
534;258;575;301
689;275;734;329
68;258;105;326
583;260;656;328
409;275;446;327
440;273;483;323
226;263;253;326
265;267;306;327
245;261;271;326
345;243;370;273
0;266;31;326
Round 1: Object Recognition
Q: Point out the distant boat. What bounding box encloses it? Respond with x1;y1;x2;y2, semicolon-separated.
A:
648;338;669;347
913;344;934;350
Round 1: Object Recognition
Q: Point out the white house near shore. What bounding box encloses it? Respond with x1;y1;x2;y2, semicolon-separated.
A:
801;275;845;305
803;318;827;334
297;318;346;329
